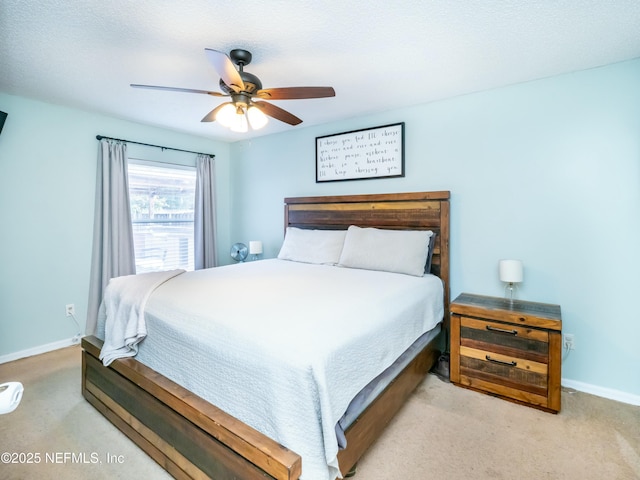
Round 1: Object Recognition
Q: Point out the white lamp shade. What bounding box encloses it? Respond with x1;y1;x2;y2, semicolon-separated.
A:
230;111;248;133
215;103;237;127
247;106;268;130
499;260;523;283
249;241;263;255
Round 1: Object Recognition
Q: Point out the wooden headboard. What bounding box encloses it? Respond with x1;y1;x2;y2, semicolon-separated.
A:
284;191;451;318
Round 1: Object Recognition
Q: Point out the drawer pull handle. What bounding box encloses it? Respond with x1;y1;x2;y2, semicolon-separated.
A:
486;325;518;335
485;355;517;367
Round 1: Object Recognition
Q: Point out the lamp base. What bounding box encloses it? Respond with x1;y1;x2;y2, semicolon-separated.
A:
504;282;518;301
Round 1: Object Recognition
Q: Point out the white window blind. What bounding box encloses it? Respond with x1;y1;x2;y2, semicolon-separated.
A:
128;162;196;273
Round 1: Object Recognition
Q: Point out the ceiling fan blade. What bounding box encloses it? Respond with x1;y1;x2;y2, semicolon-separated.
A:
253;101;302;126
131;84;226;97
255;86;335;100
201;102;230;122
204;48;245;92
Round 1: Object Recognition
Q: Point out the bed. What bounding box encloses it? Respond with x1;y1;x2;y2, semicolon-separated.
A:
82;190;450;480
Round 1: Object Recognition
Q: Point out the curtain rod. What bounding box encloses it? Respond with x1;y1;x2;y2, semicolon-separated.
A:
96;135;215;158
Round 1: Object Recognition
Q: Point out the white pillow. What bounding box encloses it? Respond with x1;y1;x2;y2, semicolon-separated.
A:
338;226;433;276
277;227;347;265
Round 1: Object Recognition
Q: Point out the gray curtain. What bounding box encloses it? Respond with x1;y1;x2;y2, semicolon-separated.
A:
194;154;217;269
86;140;136;335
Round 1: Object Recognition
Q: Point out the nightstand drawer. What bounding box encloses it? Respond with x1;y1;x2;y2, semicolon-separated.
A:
460;317;549;362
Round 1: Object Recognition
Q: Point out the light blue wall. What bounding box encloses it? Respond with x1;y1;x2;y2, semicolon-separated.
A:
229;60;640;398
0;93;231;356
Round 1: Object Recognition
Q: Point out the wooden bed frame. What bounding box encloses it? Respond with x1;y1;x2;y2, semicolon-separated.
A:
82;190;450;480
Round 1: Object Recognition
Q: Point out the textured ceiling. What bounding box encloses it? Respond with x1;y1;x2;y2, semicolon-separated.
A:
2;1;640;142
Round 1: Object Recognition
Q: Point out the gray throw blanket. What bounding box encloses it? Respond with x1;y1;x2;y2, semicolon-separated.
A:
99;269;185;366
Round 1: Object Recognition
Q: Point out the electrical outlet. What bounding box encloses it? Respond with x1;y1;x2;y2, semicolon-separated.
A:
65;304;75;317
563;333;575;350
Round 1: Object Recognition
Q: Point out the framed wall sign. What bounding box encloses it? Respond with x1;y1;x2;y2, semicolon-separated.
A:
316;122;405;182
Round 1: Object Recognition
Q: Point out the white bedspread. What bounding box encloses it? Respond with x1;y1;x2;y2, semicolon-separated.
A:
98;269;185;366
97;259;443;480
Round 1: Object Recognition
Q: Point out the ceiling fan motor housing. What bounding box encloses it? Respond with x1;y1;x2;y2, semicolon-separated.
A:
219;70;262;95
218;49;263;95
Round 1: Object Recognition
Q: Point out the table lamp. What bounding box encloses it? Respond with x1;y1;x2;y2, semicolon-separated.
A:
249;241;263;261
499;259;523;300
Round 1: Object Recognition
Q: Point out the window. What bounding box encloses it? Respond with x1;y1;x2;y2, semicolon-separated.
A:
128;162;196;273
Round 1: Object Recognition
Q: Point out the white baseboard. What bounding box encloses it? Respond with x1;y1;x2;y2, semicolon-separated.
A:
562;378;640;406
0;336;83;365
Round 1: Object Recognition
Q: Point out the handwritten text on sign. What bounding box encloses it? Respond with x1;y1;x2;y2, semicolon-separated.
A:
316;123;404;182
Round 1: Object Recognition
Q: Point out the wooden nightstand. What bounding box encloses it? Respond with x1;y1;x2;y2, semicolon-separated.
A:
450;293;562;413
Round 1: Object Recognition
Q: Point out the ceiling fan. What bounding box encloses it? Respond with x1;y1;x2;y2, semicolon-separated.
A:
131;48;336;132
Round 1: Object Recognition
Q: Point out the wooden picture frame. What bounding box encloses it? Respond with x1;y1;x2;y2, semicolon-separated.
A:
316;123;405;182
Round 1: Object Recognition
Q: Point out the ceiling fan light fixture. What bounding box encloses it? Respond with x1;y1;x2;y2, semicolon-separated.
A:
215;103;237;127
229;109;248;133
247;105;268;130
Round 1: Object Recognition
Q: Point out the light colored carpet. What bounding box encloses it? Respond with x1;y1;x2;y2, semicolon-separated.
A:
0;346;638;479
